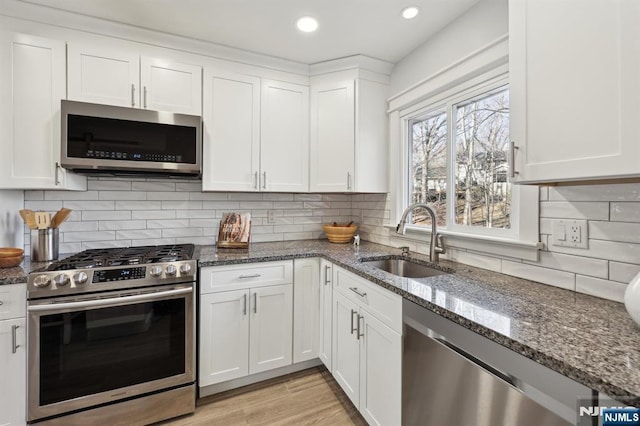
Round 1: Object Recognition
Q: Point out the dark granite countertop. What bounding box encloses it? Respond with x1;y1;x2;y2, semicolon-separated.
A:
197;240;640;405
3;240;638;403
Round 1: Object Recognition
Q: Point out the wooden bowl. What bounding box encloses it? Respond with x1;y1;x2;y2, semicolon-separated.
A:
0;248;24;258
0;255;24;268
323;224;358;243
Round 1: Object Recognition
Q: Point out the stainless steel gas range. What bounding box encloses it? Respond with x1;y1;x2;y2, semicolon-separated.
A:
26;244;197;425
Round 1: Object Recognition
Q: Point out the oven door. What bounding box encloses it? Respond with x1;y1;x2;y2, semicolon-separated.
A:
27;284;195;422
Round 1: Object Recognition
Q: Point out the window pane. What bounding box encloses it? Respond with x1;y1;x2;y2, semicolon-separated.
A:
409;111;447;227
454;88;511;229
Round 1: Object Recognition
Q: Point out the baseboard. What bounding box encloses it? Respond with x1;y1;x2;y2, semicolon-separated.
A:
198;359;323;398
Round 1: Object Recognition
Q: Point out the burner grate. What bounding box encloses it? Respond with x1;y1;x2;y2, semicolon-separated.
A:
47;244;195;271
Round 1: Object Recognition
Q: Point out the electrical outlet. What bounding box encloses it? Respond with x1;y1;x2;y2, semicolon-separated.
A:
267;210;276;224
552;219;588;249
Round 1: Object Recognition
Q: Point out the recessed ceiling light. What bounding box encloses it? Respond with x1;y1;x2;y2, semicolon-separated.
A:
401;6;419;19
296;16;318;33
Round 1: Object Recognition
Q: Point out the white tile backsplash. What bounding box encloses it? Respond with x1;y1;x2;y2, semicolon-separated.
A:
352;182;640;303
23;178;640;304
24;177;352;255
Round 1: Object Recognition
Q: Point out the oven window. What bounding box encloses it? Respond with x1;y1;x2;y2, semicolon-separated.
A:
39;298;186;405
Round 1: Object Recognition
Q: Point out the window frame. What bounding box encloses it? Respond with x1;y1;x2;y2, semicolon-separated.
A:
391;68;541;260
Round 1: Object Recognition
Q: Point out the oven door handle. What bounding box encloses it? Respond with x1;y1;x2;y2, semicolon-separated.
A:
28;287;193;312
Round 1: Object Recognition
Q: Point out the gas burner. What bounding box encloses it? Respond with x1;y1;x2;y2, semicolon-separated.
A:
45;244;195;271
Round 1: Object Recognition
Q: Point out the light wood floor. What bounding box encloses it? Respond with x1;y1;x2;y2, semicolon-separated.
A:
158;367;367;426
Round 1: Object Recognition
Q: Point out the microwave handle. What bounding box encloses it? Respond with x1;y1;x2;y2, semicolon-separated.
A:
28;287;192;312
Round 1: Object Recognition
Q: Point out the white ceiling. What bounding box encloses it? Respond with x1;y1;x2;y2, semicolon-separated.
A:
21;0;480;64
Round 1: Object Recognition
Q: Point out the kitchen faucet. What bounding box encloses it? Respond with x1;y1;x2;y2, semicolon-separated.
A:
396;203;446;262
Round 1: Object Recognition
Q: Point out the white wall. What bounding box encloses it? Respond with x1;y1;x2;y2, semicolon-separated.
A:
389;0;508;96
0;190;24;248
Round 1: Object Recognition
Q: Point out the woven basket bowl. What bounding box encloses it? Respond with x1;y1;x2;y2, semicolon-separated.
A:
323;224;358;244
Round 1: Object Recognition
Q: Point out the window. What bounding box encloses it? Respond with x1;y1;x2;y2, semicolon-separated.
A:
404;83;528;241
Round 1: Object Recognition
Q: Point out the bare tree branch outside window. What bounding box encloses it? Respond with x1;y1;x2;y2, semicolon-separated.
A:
408;88;511;230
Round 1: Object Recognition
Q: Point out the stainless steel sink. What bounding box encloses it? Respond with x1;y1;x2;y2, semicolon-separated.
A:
363;258;450;278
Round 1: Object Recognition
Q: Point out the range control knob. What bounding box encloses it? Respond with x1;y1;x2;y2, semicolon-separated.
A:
33;275;51;288
73;272;89;285
165;264;177;276
54;274;70;287
179;263;192;275
150;266;163;277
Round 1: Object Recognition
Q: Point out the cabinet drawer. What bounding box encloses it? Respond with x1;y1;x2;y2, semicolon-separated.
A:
334;267;402;333
0;283;26;320
200;261;293;294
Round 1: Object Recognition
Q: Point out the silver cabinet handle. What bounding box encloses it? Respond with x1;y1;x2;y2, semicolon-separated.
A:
239;274;261;279
347;172;352;190
262;171;267;189
349;287;367;298
143;86;148;109
253;171;258;189
253;292;258;314
131;83;136;107
55;162;61;186
508;141;519;179
243;294;247;316
324;265;331;285
11;325;19;354
350;309;358;335
357;314;364;340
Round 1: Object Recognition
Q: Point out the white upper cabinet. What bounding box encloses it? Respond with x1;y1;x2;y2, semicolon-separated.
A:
310;77;388;193
140;57;202;115
202;70;261;191
202;68;309;192
510;0;640;183
67;44;139;108
260;80;309;192
0;32;85;190
310;80;355;192
68;43;202;115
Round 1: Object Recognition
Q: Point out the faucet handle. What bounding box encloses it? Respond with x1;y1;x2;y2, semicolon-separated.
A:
400;246;410;256
435;234;446;254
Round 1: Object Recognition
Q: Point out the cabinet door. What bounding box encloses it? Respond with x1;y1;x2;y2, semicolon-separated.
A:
260;80;310;192
319;259;333;370
0;32;85;190
249;284;293;374
359;310;401;426
293;258;320;363
510;0;640;183
140;57;202;115
202;70;260;191
332;290;360;408
67;43;139;108
199;290;250;386
310;80;355;192
0;318;26;426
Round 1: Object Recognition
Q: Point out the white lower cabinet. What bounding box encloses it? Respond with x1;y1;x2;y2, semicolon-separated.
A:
318;259;333;369
293;259;320;363
331;266;402;426
199;262;293;388
0;284;26;426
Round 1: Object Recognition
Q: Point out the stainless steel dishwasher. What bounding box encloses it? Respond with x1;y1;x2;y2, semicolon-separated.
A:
403;299;586;426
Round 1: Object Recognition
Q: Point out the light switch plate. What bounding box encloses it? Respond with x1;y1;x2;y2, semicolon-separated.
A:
552;219;588;249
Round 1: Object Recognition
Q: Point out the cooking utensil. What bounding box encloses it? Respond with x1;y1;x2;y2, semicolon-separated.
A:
19;209;37;230
35;212;51;230
51;208;72;228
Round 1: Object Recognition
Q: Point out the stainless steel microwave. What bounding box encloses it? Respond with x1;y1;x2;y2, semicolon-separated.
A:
61;100;202;178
